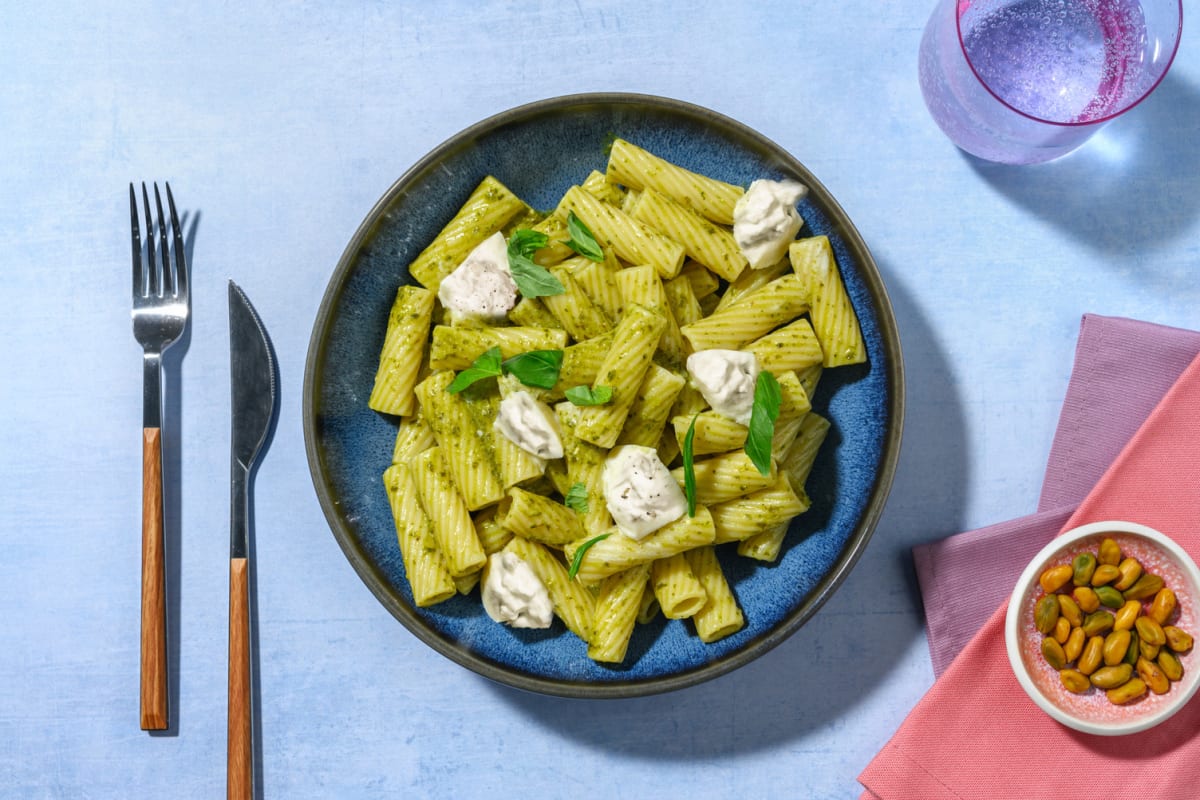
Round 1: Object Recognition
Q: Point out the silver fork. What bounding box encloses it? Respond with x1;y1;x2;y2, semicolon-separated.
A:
130;182;189;731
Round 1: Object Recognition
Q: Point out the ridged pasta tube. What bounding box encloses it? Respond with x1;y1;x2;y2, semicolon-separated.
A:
615;364;686;448
685;546;745;643
368;286;436;416
411;447;488;576
414;371;505;510
564;506;716;586
669;451;776;506
629;187;747;281
796;363;823;399
650;554;708;619
382;464;456;607
495;487;586;547
741;318;824;373
542;266;614;341
790;236;866;367
737;414;829;561
571;252;624;321
391;411;435;464
736;523;786;562
710;473;810;545
606;138;744;226
559;185;685;279
680;274;809;352
428;324;568;371
409;176;529;290
663;274;703;329
615;266;685;368
573;304;667;448
715;257;790;312
587;563;650;663
541;332;614;403
555;403;613;538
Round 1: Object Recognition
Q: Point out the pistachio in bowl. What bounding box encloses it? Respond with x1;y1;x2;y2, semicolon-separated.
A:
1006;520;1200;735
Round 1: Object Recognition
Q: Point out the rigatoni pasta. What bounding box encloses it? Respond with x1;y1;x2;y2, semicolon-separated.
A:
409;176;529;290
588;563;651;663
606;138;744;226
382;464;457;607
368;286;436;416
369;138;867;665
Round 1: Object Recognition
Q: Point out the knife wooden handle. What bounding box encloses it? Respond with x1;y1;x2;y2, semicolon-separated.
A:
141;427;168;731
228;557;252;800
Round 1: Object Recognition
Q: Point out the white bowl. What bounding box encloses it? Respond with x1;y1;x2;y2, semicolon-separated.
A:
1005;520;1200;735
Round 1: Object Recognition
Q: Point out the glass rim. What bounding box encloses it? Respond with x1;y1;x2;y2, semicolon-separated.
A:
955;0;1183;128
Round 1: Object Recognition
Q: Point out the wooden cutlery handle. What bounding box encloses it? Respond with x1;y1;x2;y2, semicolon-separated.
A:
228;557;253;800
140;427;168;731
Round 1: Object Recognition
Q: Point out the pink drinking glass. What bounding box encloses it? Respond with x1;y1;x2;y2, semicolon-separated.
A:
919;0;1182;164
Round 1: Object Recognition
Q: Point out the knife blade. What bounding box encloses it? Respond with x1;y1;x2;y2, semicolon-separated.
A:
227;280;277;800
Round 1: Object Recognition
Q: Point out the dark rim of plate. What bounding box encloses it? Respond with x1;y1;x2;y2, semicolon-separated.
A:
302;92;906;698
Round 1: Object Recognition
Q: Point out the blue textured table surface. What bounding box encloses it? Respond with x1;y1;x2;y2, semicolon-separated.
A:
2;3;1197;798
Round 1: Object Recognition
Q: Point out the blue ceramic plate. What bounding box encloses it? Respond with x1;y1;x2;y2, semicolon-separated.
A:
303;93;904;697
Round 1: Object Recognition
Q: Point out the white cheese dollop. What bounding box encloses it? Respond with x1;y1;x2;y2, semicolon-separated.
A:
732;179;808;270
602;445;687;540
481;552;554;629
436;232;518;322
686;350;760;425
494;390;563;460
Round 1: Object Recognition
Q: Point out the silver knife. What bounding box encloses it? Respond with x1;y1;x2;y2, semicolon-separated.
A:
227;281;277;800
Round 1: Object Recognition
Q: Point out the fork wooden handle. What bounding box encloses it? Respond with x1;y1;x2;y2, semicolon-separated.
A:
228;557;253;800
140;427;168;731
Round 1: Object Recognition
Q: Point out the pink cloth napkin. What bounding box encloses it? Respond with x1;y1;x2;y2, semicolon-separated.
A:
915;315;1200;677
860;319;1200;800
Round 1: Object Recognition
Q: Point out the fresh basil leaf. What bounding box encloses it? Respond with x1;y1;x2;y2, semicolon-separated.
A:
564;384;613;406
509;257;565;298
563;482;589;514
568;532;611;580
683;413;699;517
507;231;565;298
564;211;604;262
745;370;782;476
446;346;503;394
502;349;563;390
508;228;549;258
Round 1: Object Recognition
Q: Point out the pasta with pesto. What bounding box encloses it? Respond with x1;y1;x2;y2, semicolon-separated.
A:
367;142;866;664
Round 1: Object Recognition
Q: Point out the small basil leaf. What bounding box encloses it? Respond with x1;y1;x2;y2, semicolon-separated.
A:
683;413;699;517
509;228;549;258
745;370;782;475
565;211;604;262
568;533;611;580
563;482;589;514
446;347;503;394
509;257;566;298
507;230;565;298
564;384;613;406
502;349;564;390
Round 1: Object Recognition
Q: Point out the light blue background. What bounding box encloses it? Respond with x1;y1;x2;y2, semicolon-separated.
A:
1;3;1197;798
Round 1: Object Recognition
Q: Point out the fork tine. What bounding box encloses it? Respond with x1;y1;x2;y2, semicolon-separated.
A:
166;183;188;302
130;183;144;298
153;183;173;297
142;183;158;297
